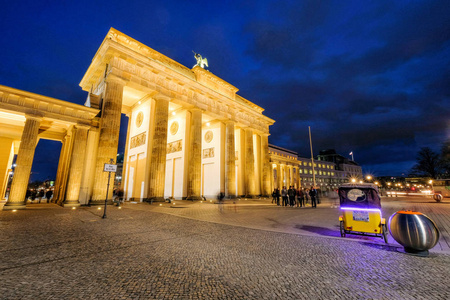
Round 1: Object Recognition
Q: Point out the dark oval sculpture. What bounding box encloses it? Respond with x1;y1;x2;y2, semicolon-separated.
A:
388;211;440;255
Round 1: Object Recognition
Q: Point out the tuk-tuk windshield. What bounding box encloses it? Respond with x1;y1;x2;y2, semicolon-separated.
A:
339;185;381;209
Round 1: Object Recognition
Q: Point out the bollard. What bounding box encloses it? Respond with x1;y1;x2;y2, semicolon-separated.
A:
388;210;440;256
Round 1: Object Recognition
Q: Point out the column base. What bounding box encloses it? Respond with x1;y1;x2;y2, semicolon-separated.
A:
3;202;26;210
245;195;257;199
226;195;238;199
186;196;203;201
63;200;81;208
89;200;113;206
144;197;166;203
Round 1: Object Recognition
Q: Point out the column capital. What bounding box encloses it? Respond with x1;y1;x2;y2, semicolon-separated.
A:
189;107;203;113
153;94;171;102
75;123;91;130
105;73;127;85
24;113;43;122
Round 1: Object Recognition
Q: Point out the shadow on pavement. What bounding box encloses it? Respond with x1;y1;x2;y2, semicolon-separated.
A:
359;242;401;253
295;225;341;237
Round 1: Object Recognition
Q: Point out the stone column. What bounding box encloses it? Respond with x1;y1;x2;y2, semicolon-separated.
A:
261;134;271;197
56;133;74;205
225;121;236;198
52;138;66;203
187;109;202;200
63;125;89;207
90;76;124;204
147;96;169;202
277;164;282;189
0;137;14;200
245;128;256;198
4;114;42;210
285;165;290;187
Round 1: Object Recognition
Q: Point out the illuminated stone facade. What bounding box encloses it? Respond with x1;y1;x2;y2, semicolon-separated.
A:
0;28;275;209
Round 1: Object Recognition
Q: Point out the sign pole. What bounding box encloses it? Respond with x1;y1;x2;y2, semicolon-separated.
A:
102;158;115;219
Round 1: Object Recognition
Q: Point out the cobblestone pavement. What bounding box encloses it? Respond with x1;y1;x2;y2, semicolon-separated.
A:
0;196;449;299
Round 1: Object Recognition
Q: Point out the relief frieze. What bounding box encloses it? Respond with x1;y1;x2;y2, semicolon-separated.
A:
203;147;215;159
130;132;146;149
167;139;182;154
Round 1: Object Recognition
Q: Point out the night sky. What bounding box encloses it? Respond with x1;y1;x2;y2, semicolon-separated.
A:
1;0;449;181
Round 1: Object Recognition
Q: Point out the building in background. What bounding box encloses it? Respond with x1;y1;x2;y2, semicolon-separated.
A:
269;145;363;192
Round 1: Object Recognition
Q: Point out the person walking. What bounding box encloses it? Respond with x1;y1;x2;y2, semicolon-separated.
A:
45;189;53;203
309;187;317;208
297;188;305;207
288;186;296;207
281;186;288;206
272;189;277;204
276;188;281;206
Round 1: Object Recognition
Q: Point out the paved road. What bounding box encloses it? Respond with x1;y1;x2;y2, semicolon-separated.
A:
0;196;449;299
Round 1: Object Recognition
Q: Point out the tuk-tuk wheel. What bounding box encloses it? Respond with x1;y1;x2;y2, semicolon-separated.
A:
382;224;388;243
340;221;346;237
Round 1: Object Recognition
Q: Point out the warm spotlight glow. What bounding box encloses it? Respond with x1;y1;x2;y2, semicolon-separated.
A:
138;101;141;104
351;178;356;183
206;122;210;126
374;181;379;185
172;111;176;116
97;207;101;210
429;180;433;184
12;209;17;212
118;206;122;209
366;175;372;180
159;203;162;206
72;207;76;210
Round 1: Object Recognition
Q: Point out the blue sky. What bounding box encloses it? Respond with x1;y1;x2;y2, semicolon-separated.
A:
1;0;449;181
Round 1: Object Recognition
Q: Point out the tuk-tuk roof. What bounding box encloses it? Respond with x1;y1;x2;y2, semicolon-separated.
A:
339;183;379;191
338;183;381;209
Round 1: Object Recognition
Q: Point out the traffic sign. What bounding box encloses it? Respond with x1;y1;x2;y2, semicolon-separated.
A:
104;163;117;172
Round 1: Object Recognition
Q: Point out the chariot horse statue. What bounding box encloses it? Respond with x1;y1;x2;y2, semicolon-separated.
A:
193;51;208;69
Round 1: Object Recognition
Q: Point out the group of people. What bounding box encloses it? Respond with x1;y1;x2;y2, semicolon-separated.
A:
272;186;319;208
25;189;53;203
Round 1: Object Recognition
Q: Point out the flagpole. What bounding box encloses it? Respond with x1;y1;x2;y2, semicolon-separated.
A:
309;126;316;188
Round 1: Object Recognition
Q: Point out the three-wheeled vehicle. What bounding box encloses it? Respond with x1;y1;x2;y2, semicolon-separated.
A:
338;183;388;243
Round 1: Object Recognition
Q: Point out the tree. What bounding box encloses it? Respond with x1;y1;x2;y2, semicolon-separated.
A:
410;147;442;179
441;140;450;177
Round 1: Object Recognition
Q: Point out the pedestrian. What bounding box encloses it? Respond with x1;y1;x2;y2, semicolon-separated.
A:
272;189;277;204
276;188;281;206
45;189;53;203
288;186;295;207
297;188;305;207
281;186;288;206
304;188;309;205
309;187;317;208
38;189;45;203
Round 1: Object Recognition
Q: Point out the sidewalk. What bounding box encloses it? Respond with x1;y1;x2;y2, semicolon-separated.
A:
121;195;450;254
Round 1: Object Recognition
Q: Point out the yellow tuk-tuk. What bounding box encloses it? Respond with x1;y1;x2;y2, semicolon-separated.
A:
338;183;388;243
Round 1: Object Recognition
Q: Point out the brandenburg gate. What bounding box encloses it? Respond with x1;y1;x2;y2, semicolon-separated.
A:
0;28;275;210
